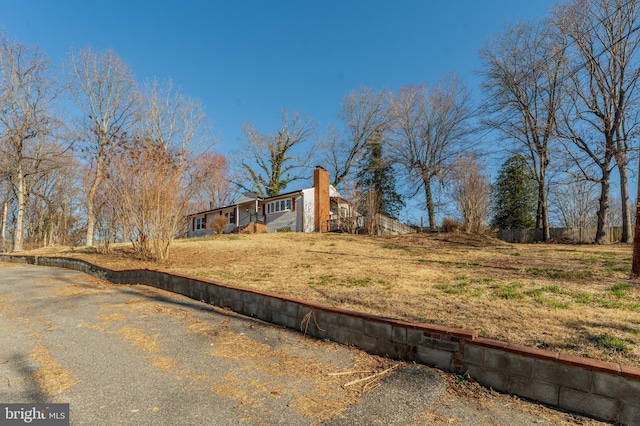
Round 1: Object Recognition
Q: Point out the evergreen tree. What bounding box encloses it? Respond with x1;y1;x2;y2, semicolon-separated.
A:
491;155;536;229
357;130;405;220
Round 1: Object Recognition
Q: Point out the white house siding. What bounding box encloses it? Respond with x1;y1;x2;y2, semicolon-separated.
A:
264;195;301;232
265;210;297;232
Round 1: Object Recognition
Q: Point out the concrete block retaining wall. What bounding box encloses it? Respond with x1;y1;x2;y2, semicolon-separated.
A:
3;255;639;424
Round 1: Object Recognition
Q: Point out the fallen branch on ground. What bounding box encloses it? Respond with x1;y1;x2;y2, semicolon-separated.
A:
342;364;400;388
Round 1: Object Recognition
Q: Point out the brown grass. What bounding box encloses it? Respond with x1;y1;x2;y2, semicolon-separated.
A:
16;232;640;367
28;346;77;396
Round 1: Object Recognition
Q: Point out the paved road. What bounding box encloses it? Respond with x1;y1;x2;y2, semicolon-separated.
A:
0;263;604;425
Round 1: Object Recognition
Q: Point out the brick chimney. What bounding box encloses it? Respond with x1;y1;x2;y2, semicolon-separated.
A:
314;166;330;232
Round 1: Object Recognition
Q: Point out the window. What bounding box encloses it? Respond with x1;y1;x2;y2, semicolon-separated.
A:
225;210;235;224
267;199;292;215
195;217;204;230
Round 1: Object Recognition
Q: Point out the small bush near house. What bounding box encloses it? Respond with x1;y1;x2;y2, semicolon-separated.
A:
277;226;293;233
210;215;228;235
441;218;461;233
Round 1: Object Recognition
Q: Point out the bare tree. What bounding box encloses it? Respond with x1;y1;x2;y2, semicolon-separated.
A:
0;32;61;251
554;0;640;244
549;177;598;228
191;151;232;211
390;74;475;229
480;19;566;241
104;140;188;260
137;78;211;160
449;156;491;234
66;47;136;247
238;109;316;197
322;87;390;188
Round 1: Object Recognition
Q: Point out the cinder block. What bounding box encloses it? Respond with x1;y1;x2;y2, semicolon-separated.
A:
465;365;508;392
349;333;379;353
301;316;328;339
326;327;350;345
229;298;244;313
307;309;333;330
405;328;423;346
270;311;288;328
463;344;486;365
508;375;559;406
391;326;407;344
422;336;460;352
339;315;365;334
363;321;393;341
559;388;619;423
416;345;454;372
487;352;534;378
267;297;284;313
619;401;640;426
282;314;298;330
593;371;640;402
281;300;300;317
535;359;591;390
242;292;263;308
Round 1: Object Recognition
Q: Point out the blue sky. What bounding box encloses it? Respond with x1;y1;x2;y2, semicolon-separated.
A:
3;0;556;154
4;1;568;222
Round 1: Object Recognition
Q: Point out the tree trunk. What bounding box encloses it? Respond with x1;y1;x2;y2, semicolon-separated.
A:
595;170;611;245
540;185;550;242
85;155;105;247
618;162;632;243
1;201;7;252
536;168;551;241
14;165;25;252
424;178;436;229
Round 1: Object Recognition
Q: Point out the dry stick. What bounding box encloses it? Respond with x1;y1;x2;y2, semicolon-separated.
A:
342;364;400;388
328;370;375;376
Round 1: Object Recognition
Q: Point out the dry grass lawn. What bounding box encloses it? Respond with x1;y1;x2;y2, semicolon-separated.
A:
16;232;640;367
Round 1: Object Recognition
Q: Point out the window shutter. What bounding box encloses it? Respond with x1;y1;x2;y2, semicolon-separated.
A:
292;197;296;212
202;215;207;229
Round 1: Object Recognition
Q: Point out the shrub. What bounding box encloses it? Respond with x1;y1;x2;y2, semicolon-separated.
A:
277;226;293;232
441;218;461;233
210;215;228;235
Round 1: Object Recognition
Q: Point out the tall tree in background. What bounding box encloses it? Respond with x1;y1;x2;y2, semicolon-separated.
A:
480;19;566;241
191;152;232;210
554;0;640;244
390;74;475;229
549;178;599;228
66;47;136;247
356;128;404;220
137;78;210;160
491;155;537;229
0;32;61;251
449;155;492;233
322;87;390;188
238;110;316;197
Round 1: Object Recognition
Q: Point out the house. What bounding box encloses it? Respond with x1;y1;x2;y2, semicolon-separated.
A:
186;166;416;237
187;166;339;237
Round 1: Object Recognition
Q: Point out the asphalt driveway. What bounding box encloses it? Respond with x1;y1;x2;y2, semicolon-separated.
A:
0;263;603;425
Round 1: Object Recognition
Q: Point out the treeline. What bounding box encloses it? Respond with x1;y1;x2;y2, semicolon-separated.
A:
1;0;639;260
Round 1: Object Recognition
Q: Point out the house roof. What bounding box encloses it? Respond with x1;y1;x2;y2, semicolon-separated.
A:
186;185;343;218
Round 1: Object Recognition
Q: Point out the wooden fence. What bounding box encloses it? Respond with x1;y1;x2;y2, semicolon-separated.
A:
497;227;630;244
327;214;416;236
